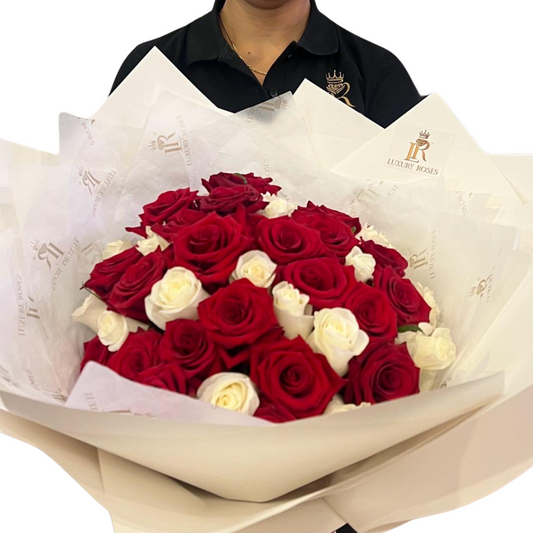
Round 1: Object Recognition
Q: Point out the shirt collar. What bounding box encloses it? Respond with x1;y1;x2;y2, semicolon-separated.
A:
185;0;338;67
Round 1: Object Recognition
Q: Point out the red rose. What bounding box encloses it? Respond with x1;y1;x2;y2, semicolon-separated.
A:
278;258;357;310
255;217;329;265
359;240;408;277
151;209;207;240
250;335;345;419
107;330;162;381
373;266;431;327
198;279;279;351
85;247;141;301
344;339;420;405
126;189;199;236
292;211;358;260
295;202;361;234
202;172;281;195
108;250;167;321
168;210;252;290
198;185;267;215
160;319;225;390
141;188;198;227
255;397;297;423
80;336;111;372
343;282;398;340
137;363;187;394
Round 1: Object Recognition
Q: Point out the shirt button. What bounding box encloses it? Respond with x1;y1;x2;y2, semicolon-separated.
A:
269;88;278;97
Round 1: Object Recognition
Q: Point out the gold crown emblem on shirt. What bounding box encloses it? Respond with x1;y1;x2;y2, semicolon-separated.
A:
419;130;431;140
326;70;345;84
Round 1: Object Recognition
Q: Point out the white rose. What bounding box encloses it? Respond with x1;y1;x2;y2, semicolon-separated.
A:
308;308;369;376
345;246;377;283
404;328;457;371
357;223;392;248
272;282;314;340
262;193;297;219
145;267;208;330
136;226;170;256
324;394;371;415
415;283;440;330
102;239;133;260
197;372;260;415
72;294;107;332
97;311;147;352
231;250;277;288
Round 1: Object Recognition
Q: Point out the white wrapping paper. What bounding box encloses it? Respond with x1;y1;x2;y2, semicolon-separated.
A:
1;48;532;532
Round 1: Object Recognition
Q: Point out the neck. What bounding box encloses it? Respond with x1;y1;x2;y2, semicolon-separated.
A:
220;0;311;82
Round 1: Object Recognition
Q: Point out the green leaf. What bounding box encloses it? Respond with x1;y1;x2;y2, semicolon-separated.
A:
397;324;423;334
233;173;248;184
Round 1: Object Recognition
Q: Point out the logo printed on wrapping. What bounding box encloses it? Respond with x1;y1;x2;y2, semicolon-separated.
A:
78;167;101;196
408;231;437;280
470;274;494;300
0;363;20;389
149;132;182;154
406;130;431;163
31;240;65;270
78;118;96;146
81;242;102;266
326;71;355;108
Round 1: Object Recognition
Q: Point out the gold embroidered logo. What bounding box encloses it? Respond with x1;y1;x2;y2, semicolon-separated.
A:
326;71;355;108
149;132;182;154
406;130;431;163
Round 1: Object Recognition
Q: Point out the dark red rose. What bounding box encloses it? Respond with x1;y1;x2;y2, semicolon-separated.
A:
249;335;345;419
255;216;329;265
160;319;225;389
344;338;420;405
278;258;357;310
80;336;111;372
168;211;252;290
295;202;362;234
85;247;142;301
202;172;281;195
359;240;408;277
291;211;358;260
255;397;297;423
151;209;207;240
137;363;187;394
198;185;267;215
343;282;398;340
107;330;162;381
141;188;198;227
108;250;167;321
373;266;431;327
198;279;279;352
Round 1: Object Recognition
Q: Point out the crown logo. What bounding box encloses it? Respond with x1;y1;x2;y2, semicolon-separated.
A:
148;140;157;152
77;166;84;177
30;239;41;252
326;70;345;84
419;130;431;140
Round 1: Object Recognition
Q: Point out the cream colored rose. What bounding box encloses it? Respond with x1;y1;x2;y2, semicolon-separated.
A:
415;283;440;330
97;311;147;352
72;294;107;332
357;223;392;248
136;227;170;256
308;308;370;376
102;239;133;260
262;193;297;219
231;250;277;288
324;394;371;415
345;246;377;283
404;328;457;371
272;282;314;340
145;267;208;330
197;373;260;415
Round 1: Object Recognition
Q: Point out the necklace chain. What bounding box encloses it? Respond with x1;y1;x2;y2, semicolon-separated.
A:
219;16;268;77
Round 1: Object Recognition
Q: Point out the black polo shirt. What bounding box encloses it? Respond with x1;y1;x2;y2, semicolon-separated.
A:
110;0;422;128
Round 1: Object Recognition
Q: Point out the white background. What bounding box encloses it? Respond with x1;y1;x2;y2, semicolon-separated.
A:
0;1;532;532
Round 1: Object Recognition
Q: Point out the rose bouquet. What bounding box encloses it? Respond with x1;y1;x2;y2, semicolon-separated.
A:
72;171;456;424
1;49;532;533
